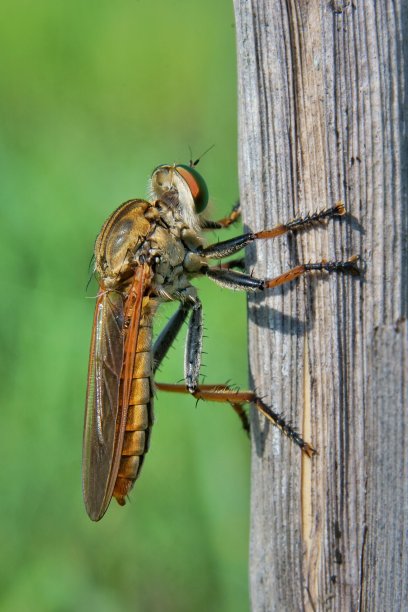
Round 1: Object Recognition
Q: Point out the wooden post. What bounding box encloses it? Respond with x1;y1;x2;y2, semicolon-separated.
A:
233;1;408;610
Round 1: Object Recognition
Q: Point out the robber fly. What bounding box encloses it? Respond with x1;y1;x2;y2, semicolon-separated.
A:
82;160;359;521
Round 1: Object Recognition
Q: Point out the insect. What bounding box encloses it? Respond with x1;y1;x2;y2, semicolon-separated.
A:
82;161;359;521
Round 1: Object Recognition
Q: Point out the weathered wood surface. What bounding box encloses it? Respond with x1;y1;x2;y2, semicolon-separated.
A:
233;1;408;610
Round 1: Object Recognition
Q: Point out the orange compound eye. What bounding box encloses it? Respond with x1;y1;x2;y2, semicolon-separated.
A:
175;164;209;213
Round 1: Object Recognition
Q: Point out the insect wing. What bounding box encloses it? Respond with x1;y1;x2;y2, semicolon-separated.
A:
82;289;125;520
82;265;147;520
105;267;147;505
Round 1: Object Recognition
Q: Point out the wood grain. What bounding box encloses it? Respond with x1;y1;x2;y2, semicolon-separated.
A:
233;1;408;610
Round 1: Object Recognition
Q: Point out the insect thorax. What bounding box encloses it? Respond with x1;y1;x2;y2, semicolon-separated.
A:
94;198;205;299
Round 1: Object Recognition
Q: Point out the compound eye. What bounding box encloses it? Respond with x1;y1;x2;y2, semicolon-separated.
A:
175;164;209;213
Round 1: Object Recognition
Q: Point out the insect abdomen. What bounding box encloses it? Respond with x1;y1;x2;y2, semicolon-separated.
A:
113;307;154;506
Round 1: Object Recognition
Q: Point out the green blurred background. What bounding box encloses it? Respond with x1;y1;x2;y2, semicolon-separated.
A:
0;2;250;611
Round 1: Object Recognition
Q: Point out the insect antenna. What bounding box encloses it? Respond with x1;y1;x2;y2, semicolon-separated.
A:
188;144;216;167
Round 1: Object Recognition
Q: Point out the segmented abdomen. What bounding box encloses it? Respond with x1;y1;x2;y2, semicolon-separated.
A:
113;302;154;505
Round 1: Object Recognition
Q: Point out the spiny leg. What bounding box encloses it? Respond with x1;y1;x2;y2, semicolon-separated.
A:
153;302;192;373
200;201;241;230
155;295;251;431
156;256;359;445
199;202;345;259
185;298;203;392
156;383;251;435
156;382;315;456
204;256;360;292
153;293;204;392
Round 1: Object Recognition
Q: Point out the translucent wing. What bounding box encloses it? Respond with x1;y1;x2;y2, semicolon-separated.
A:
82;266;146;521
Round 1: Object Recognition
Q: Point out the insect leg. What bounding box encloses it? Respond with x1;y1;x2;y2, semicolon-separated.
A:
156;299;250;431
155;382;315;456
185;298;203;392
200;201;241;230
204;256;360;292
153;302;192;373
200;202;345;259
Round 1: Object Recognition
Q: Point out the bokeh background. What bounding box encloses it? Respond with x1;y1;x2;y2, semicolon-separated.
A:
0;2;250;611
